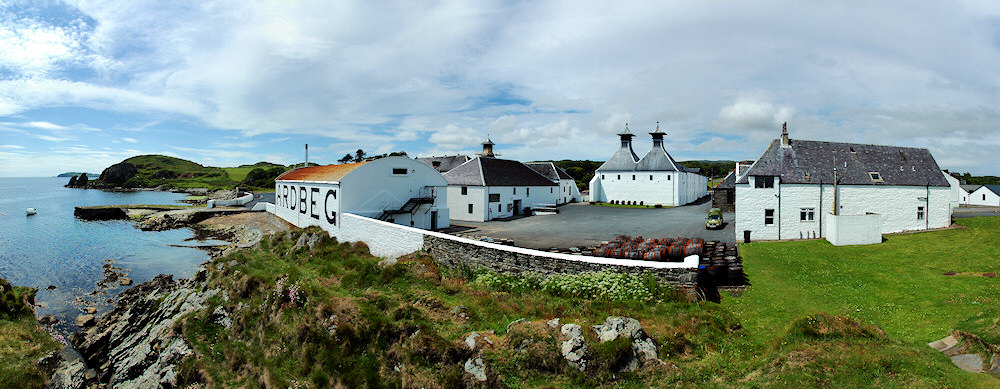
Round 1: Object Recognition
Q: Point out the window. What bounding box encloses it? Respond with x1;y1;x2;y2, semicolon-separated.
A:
498;204;501;212
468;204;473;214
650;175;653;180
489;193;500;202
800;208;815;221
765;209;775;225
550;188;553;193
755;176;775;188
513;187;516;194
461;186;468;195
601;175;605;180
984;194;987;201
526;187;530;196
632;175;635;180
667;175;671;181
392;168;408;175
917;206;925;220
869;172;883;183
617;175;620;180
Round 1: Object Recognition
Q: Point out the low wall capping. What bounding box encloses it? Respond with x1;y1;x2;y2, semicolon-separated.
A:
273;208;699;288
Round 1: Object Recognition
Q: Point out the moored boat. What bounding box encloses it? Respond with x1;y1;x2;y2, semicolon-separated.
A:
26;208;37;216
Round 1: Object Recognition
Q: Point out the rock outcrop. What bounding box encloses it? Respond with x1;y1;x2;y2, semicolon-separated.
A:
76;173;89;187
63;273;219;389
98;162;138;185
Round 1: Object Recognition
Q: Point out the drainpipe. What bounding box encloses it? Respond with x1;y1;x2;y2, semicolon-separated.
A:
819;182;823;238
926;183;930;230
777;180;781;240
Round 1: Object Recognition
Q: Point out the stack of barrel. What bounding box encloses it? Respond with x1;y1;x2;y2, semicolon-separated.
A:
591;235;705;262
699;241;745;286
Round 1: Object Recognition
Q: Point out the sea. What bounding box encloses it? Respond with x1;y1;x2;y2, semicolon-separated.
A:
0;177;220;333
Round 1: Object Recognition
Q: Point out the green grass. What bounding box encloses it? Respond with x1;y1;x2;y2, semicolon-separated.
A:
0;281;61;388
222;167;256;182
709;216;1000;387
170;218;1000;387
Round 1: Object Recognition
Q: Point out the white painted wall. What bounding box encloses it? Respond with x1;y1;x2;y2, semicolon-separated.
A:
588;171;707;206
969;186;1000;206
736;178;951;241
447;184;559;222
559;178;581;204
826;213;883;246
274;158;450;231
447;185;487;222
943;171;960;214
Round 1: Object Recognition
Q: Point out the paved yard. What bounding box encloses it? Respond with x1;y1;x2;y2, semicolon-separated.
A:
444;197;736;250
953;205;1000;219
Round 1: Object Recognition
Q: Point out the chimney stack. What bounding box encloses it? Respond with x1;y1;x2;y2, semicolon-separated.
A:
305;144;309;167
780;122;790;147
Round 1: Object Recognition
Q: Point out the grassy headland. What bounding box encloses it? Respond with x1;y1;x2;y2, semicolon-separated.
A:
166;217;1000;387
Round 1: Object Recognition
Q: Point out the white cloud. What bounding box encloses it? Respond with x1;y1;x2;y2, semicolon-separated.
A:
0;144;24;149
429;124;481;150
716;98;795;132
121;137;138;143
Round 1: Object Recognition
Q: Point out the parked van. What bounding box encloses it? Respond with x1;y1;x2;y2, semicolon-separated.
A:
706;208;723;229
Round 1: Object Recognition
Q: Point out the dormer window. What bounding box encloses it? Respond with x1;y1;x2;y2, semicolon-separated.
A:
869;172;883;183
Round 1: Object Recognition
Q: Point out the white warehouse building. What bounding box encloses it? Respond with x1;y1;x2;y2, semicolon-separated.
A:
444;139;559;222
735;125;953;242
969;185;1000;206
272;156;450;232
588;125;708;206
525;162;582;204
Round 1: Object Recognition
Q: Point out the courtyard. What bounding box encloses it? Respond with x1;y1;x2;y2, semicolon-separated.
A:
443;196;736;250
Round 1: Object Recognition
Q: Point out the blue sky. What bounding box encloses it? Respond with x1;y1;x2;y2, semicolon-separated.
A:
0;1;998;177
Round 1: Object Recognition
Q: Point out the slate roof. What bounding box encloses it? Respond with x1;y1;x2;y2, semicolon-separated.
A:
636;144;681;171
443;157;557;187
276;161;370;182
597;144;640;171
715;170;736;189
978;185;1000;196
960;184;981;193
525;162;574;182
737;139;949;187
415;155;470;173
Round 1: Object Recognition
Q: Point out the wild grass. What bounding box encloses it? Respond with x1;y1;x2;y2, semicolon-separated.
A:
0;280;61;389
170;217;1000;387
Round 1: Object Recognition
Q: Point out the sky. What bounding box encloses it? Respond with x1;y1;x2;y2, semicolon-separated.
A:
0;1;998;178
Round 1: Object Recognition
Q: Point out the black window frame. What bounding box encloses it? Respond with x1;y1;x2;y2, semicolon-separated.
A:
765;209;775;225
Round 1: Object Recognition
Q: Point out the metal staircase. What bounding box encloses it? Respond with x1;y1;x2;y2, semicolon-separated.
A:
377;186;437;221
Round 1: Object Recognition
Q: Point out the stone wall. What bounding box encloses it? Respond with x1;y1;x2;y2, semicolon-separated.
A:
424;234;697;287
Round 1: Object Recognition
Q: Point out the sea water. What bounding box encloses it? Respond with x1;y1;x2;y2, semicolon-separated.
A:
0;177;212;332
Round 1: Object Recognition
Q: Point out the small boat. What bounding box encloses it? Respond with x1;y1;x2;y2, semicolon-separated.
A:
26;208;37;216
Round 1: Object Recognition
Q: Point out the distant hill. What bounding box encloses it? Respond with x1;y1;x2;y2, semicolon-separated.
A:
57;172;99;177
87;154;288;191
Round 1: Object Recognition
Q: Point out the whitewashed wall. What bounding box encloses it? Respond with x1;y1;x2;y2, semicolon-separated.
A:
736;178;951;241
447;186;487;222
589;171;707;206
827;213;883;246
943;172;960;215
969;186;1000;206
274;181;340;230
559;178;581;204
339;158;450;230
447;185;558;222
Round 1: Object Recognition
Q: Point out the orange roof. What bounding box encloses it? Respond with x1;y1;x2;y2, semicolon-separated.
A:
275;161;370;182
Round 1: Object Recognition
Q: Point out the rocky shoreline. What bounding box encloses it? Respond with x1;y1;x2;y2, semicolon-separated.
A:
41;211;291;388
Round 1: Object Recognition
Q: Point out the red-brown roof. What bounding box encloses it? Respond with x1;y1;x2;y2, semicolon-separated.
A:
275;161;370;182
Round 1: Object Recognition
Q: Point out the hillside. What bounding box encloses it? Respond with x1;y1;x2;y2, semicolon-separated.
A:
47;216;1000;387
83;155;290;191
